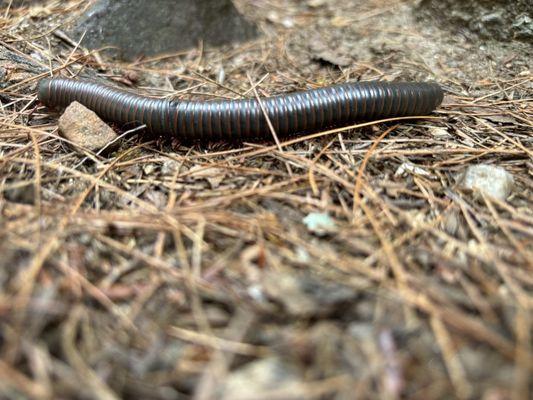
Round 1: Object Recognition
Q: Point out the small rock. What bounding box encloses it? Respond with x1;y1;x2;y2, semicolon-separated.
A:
303;212;338;236
58;101;118;153
262;270;356;317
222;357;301;400
458;164;514;201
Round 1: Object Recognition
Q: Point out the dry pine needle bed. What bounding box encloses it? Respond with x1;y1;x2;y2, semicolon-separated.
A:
0;0;532;399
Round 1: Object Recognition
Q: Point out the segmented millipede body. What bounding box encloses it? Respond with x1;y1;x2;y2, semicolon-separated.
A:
38;77;443;141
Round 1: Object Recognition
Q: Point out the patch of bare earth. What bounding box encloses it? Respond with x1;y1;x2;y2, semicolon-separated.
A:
0;0;531;399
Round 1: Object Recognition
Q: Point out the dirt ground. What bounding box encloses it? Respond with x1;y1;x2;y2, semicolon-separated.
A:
0;0;532;399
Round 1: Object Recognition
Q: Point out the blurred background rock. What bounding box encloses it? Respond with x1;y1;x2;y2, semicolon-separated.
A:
71;0;258;60
417;0;532;42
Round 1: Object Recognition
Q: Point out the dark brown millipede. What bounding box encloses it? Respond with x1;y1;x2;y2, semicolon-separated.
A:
38;77;444;141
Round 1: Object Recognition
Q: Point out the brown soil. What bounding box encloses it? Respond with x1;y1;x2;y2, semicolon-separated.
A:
0;0;531;399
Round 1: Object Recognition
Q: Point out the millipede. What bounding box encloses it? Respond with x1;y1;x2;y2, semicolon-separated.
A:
38;77;444;141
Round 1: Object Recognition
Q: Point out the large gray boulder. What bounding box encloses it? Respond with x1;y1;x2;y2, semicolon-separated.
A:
73;0;258;60
417;0;532;42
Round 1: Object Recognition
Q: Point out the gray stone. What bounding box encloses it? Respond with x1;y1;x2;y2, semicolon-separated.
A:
59;102;118;153
417;0;533;42
72;0;258;61
458;164;515;201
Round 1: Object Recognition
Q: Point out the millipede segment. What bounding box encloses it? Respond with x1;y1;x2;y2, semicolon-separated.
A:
38;78;444;140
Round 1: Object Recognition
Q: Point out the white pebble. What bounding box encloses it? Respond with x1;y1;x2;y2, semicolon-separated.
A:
459;164;514;201
303;212;338;236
